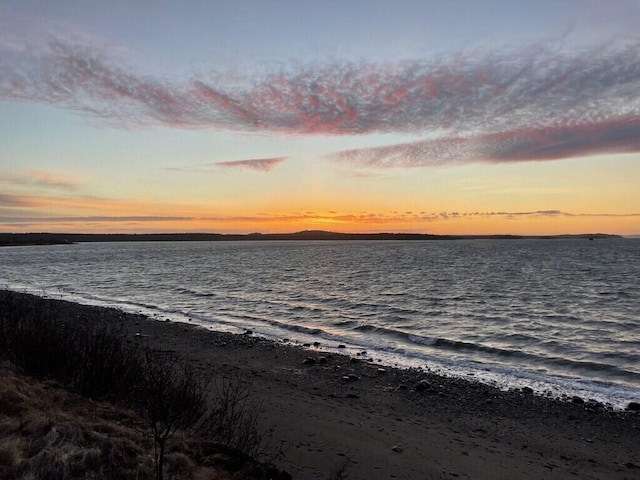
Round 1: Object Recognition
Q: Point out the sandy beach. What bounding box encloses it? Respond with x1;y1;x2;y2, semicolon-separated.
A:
2;291;639;479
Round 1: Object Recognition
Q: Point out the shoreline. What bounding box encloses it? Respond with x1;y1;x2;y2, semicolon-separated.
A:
2;290;639;479
0;231;624;247
5;285;638;410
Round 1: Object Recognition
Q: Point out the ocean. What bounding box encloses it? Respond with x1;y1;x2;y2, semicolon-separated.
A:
1;239;638;408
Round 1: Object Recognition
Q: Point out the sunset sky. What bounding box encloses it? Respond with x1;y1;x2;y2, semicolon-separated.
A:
1;1;639;235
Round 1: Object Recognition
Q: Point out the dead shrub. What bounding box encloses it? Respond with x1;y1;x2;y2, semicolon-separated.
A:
197;375;270;459
135;349;209;480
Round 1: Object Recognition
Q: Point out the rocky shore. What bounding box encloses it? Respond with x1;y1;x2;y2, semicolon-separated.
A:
2;291;639;479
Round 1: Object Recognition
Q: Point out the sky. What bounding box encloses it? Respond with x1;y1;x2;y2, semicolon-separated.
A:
1;0;639;235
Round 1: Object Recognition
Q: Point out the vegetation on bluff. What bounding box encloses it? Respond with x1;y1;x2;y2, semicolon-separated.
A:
0;291;289;480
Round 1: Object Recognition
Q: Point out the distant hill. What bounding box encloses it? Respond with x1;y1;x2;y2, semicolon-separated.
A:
0;231;622;247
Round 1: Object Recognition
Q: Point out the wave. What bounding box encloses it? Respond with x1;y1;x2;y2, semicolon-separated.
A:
2;238;639;408
345;322;640;383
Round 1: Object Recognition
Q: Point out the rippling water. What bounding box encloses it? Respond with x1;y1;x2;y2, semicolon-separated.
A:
2;239;638;407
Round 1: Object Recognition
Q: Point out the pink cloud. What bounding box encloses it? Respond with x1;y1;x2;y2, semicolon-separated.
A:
166;157;286;173
2;38;640;165
331;116;640;167
214;157;286;172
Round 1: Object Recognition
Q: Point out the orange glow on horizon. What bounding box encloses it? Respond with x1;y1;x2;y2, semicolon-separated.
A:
3;209;638;236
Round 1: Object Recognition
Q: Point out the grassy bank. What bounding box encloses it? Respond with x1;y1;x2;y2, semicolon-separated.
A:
0;291;290;480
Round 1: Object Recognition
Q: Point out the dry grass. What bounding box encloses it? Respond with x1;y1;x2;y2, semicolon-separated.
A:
0;361;155;479
0;291;289;479
0;362;290;480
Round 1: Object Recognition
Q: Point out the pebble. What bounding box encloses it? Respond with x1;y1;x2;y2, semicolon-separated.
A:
627;402;640;411
391;445;403;453
303;357;316;366
414;380;431;392
342;374;359;382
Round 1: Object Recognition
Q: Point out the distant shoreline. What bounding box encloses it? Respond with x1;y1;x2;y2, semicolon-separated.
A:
0;231;623;247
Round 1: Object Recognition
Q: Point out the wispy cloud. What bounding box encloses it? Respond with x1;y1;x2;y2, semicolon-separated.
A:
330;116;640;167
166;157;285;173
0;170;81;190
0;40;640;128
214;157;285;171
321;210;640;223
1;209;637;227
0;191;202;220
2;39;639;159
0;215;191;223
0;193;40;207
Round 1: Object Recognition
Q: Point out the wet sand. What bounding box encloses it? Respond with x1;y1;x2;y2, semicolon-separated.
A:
4;291;639;479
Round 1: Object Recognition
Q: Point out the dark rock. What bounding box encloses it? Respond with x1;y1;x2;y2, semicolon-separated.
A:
627;402;640;411
521;386;534;395
303;343;311;347
342;374;359;382
337;344;346;349
572;396;585;404
377;368;386;375
396;384;408;391
318;356;328;365
313;341;320;347
350;357;360;364
586;399;604;410
302;357;316;366
391;445;403;453
414;380;431;392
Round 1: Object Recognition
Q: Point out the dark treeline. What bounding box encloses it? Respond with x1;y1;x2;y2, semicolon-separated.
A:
0;231;621;246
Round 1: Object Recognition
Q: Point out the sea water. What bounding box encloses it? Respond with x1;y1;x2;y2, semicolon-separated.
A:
1;239;638;408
